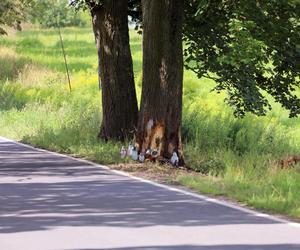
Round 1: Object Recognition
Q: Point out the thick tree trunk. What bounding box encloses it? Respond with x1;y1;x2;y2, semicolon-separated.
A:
136;0;184;165
92;1;138;141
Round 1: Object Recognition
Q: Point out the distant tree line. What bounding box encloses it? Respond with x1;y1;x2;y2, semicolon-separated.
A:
29;0;89;28
0;0;89;31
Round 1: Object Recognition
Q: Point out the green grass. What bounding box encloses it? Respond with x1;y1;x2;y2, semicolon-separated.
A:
178;167;300;217
0;27;300;218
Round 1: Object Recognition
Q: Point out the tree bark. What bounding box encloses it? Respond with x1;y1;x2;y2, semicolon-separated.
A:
136;0;184;165
92;1;138;141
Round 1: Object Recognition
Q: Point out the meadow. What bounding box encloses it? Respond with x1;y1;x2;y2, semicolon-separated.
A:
0;27;300;218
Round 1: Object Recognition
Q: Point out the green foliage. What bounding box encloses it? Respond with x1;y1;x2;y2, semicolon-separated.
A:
71;0;300;119
29;0;87;28
182;74;299;154
70;0;300;118
0;0;30;35
69;0;102;11
184;0;300;117
0;82;28;110
70;0;142;28
185;150;226;176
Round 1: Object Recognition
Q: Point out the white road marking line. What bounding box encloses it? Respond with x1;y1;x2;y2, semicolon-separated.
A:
1;136;300;229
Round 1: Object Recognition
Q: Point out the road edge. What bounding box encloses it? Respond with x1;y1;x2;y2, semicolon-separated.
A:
1;135;299;229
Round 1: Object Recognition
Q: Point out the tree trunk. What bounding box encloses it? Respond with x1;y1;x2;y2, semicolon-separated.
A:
92;1;138;141
136;0;184;165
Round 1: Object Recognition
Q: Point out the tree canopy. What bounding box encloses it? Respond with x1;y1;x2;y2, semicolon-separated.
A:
71;0;300;118
29;0;86;28
0;0;29;35
184;0;300;117
70;0;141;25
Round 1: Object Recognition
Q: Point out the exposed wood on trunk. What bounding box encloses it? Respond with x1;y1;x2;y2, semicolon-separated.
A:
92;0;138;141
137;0;184;165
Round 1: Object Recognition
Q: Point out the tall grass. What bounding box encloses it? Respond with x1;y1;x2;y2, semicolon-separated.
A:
0;27;299;218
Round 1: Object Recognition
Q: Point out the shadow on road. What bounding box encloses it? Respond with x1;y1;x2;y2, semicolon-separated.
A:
0;140;280;234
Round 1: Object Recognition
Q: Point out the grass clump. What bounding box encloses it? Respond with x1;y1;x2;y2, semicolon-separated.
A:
0;47;31;81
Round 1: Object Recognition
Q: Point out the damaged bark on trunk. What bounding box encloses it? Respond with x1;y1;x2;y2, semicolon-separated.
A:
92;1;138;141
136;0;184;165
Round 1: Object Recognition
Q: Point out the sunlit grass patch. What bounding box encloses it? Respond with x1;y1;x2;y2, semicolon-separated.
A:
0;47;30;81
178;167;300;217
0;46;65;87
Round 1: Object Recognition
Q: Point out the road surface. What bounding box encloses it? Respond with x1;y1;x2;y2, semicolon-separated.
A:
0;137;300;250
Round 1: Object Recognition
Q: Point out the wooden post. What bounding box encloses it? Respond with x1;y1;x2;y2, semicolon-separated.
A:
57;25;72;92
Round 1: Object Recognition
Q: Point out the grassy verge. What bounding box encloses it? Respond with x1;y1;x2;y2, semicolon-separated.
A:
178;168;300;218
0;27;299;219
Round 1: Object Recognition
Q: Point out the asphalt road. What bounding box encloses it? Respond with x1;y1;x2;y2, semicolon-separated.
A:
0;137;300;250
